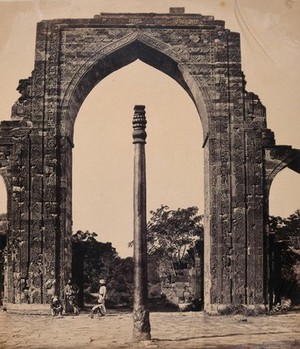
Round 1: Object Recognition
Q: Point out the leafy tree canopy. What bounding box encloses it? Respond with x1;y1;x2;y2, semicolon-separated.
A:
269;210;300;303
72;230;120;288
270;209;300;242
72;230;134;307
130;205;204;275
147;205;203;251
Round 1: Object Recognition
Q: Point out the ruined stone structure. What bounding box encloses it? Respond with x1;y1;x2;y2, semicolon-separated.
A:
0;9;299;312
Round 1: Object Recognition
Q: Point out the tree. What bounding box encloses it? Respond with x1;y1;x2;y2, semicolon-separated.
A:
108;257;134;306
72;230;120;306
269;210;300;304
145;205;204;276
72;230;134;307
270;210;300;241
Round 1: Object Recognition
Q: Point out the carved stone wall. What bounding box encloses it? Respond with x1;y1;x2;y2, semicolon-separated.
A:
1;11;299;312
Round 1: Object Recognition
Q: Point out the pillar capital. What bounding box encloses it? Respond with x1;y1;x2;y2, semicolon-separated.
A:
132;105;147;144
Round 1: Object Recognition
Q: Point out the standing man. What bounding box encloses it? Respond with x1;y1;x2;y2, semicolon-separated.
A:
65;279;80;315
90;279;107;318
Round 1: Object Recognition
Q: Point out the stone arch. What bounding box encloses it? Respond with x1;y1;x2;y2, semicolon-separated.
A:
0;11;299;313
59;31;212;310
269;168;300;217
61;33;211;141
264;146;300;198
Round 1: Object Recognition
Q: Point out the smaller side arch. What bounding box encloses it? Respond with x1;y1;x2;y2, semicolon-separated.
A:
264;146;300;197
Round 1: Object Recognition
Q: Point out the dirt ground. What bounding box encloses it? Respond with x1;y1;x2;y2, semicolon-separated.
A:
0;310;300;349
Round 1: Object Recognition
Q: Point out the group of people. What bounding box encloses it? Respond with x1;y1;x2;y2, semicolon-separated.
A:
50;278;107;318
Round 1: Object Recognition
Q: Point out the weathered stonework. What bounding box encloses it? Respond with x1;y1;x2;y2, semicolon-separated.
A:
0;10;299;312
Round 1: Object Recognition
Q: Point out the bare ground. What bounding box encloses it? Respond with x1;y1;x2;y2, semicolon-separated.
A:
0;310;300;349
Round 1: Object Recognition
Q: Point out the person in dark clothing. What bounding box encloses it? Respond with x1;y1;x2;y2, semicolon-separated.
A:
65;279;80;315
50;295;63;316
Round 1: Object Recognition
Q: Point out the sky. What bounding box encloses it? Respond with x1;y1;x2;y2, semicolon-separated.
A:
0;0;299;257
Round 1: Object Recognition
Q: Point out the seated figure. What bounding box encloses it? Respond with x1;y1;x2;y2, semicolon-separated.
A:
50;295;63;316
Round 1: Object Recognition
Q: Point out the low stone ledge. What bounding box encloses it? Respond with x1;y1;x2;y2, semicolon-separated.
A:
4;303;51;315
205;303;268;315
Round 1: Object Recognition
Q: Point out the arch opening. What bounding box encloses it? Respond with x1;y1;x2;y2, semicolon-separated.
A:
73;59;204;258
269;168;300;218
268;167;300;307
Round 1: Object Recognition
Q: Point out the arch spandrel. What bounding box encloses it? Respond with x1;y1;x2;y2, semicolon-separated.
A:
60;31;213;140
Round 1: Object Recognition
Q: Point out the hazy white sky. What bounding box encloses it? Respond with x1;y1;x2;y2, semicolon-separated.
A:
0;0;299;257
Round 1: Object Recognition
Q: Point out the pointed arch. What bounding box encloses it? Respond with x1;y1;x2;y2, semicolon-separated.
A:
61;33;211;140
264;146;300;198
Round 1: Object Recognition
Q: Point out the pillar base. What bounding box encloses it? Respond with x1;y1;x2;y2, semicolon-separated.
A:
132;332;151;343
205;303;268;315
132;307;151;342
